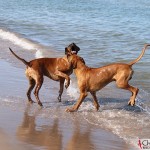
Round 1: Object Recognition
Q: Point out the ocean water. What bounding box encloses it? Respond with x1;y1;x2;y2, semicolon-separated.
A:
0;0;150;149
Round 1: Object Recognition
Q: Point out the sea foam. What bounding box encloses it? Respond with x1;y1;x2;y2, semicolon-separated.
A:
0;28;56;59
0;29;38;50
66;79;79;100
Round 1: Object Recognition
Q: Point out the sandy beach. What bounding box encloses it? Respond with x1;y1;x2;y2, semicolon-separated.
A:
0;38;138;150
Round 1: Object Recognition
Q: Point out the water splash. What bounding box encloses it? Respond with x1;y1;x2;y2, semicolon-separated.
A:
135;89;150;115
35;49;57;58
66;78;79;100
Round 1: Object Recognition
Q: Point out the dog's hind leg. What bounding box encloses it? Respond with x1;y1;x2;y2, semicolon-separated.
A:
126;85;139;106
58;78;65;102
34;76;44;107
116;79;139;106
90;91;100;111
27;77;35;104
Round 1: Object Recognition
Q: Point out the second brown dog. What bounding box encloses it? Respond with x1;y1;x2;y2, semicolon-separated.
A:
66;44;150;112
10;43;80;106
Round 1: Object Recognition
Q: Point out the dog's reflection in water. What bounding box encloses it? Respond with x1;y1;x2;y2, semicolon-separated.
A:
16;106;62;150
16;106;95;150
65;121;95;150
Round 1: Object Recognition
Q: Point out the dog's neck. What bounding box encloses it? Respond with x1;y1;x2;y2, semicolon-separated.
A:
74;60;88;75
77;60;87;68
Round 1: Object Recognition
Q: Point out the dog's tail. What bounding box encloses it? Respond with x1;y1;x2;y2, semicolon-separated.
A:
128;44;150;66
9;48;30;66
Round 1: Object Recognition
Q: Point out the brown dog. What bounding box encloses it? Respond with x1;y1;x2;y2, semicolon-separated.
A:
9;43;80;106
66;44;150;112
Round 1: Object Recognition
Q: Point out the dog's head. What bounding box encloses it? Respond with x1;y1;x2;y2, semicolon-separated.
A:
65;43;80;55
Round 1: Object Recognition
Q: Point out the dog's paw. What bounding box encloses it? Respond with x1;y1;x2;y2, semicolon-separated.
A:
128;100;135;106
65;107;76;112
38;101;43;107
65;83;69;89
65;108;69;112
57;96;61;102
28;99;35;104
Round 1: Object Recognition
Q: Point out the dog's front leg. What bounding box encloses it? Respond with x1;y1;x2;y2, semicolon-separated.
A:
66;92;87;112
57;78;65;102
55;71;70;88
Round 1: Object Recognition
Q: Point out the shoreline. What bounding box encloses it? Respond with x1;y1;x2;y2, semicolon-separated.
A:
0;38;136;150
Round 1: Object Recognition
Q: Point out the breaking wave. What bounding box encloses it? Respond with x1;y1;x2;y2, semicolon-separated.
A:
0;28;57;59
0;28;38;50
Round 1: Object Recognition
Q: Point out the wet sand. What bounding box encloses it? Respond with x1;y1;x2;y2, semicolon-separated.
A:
0;39;136;150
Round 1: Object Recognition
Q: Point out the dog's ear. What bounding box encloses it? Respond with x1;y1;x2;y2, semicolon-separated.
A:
74;43;80;53
71;46;75;52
